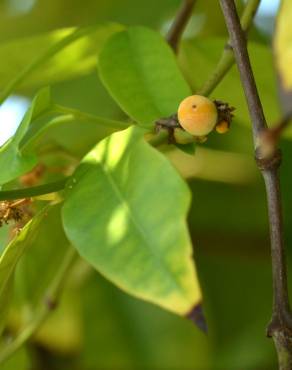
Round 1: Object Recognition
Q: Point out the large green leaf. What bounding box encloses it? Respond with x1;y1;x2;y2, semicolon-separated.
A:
98;26;191;127
62;126;201;315
0;88;51;185
274;1;292;92
0;23;123;94
0;206;48;334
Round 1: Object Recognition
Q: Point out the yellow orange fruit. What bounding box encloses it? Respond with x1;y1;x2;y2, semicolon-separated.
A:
215;120;229;134
177;95;218;136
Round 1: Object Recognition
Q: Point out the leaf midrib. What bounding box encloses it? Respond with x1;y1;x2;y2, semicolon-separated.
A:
96;159;186;296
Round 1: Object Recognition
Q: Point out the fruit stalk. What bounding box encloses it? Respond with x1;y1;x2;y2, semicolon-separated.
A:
166;0;196;53
198;0;261;96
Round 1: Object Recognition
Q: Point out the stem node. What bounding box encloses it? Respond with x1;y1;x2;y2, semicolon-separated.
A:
255;148;282;171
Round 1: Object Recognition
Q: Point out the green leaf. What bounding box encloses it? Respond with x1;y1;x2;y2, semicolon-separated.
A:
0;88;51;185
274;1;292;92
0;23;123;94
0;145;35;187
98;26;191;127
21;106;129;158
0;207;48;334
62;126;201;315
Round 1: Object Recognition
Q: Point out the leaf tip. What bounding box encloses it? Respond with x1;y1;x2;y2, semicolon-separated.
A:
186;302;207;333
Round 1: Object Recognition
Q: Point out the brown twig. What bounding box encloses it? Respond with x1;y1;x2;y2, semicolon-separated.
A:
166;0;196;53
219;1;292;369
269;114;292;142
257;114;292;160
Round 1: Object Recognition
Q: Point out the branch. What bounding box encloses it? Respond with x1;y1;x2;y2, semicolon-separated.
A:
198;0;260;96
0;247;77;364
257;114;292;160
219;1;292;369
0;178;68;201
268;114;292;143
166;0;196;53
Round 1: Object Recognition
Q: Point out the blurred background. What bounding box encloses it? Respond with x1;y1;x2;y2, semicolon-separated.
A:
0;0;289;369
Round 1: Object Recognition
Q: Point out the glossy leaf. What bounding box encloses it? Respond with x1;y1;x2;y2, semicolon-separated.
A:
62;126;201;315
274;1;292;91
0;207;48;334
98;26;191;127
0;88;51;185
0;23;123;92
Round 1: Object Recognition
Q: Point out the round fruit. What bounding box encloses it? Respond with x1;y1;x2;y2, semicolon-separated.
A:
177;95;218;136
215;120;229;134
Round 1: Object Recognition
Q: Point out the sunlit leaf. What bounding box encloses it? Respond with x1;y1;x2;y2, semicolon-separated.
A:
0;23;123;92
0;88;51;185
62;126;201;315
98;26;191;127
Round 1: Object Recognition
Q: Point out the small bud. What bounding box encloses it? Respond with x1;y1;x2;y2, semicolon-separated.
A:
216;120;229;134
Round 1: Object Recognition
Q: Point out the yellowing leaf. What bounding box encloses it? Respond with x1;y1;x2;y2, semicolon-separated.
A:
62;126;201;315
274;1;292;90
